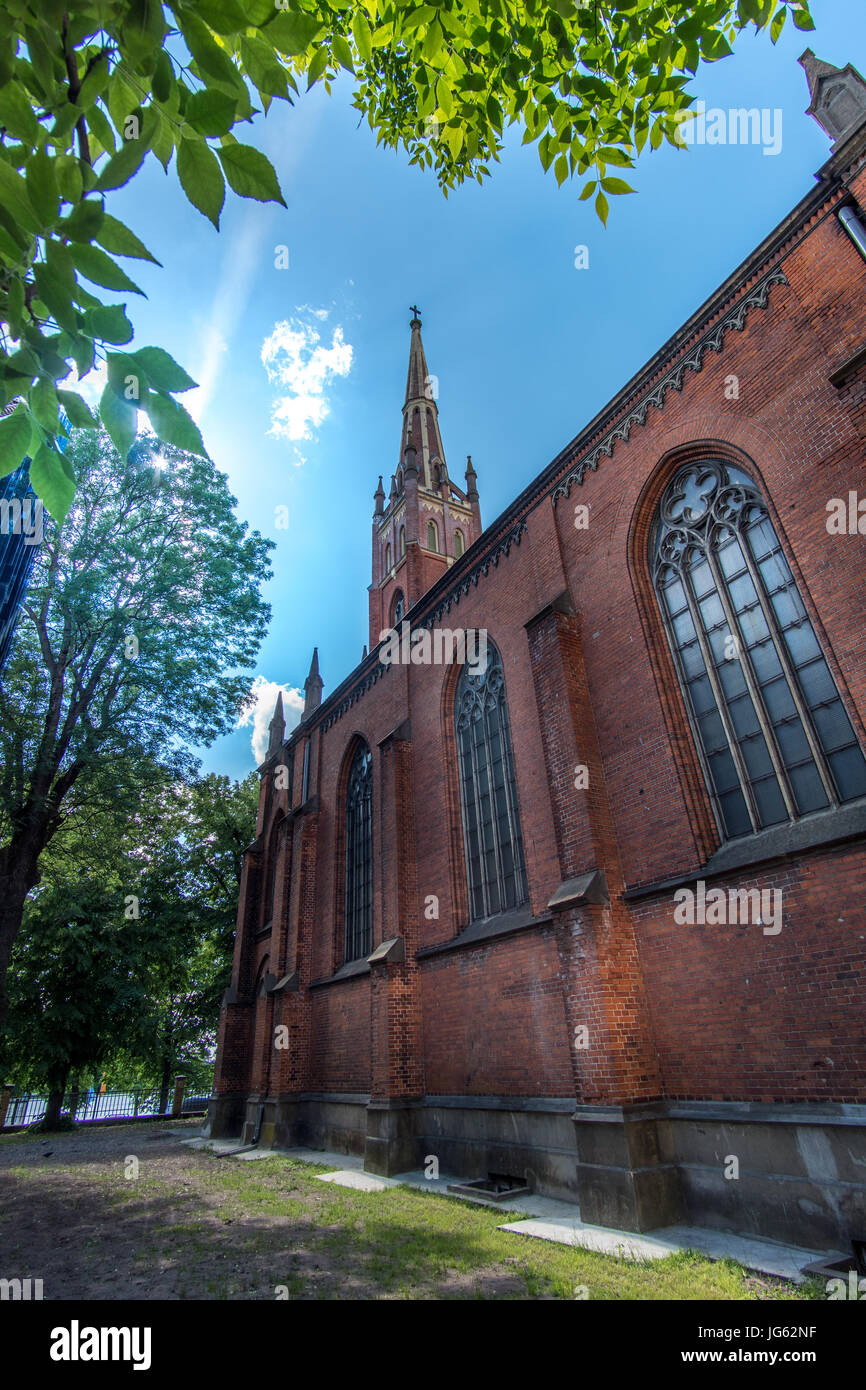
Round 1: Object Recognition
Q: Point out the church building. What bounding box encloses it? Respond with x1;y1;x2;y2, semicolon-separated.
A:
210;54;866;1253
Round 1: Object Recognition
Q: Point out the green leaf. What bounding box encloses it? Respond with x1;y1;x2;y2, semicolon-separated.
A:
30;376;59;432
216;143;286;205
107;351;150;405
0;83;40;143
0;158;40;234
144;390;208;458
600;176;636;194
239;35;289;101
193;0;248;34
578;179;596;201
306;47;329;86
178;11;243;87
185;89;238;138
554;153;568;186
59;198;106;243
595;189;609;226
25;147;60;227
265;11;324;56
152;49;174;103
95;135;150;192
177;137;225;228
770;8;786;41
436;77;453;118
85;303;134;345
32;261;80;333
95;214;161;265
100;381;138;459
351;13;373;61
29;441;76;524
57;389;98;429
69;243;145;295
0;406;33;478
133;347;197;393
332;35;354;73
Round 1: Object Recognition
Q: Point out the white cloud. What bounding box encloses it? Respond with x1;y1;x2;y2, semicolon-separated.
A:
237;676;304;765
261;312;353;458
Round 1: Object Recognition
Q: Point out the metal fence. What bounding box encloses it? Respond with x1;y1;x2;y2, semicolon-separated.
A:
3;1089;211;1128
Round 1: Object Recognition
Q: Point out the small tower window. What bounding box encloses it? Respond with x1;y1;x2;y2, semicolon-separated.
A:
385;542;392;573
392;589;405;625
427;519;439;552
399;525;406;558
454;528;465;559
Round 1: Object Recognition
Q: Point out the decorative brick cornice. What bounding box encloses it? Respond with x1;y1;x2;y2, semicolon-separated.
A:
420;520;528;627
320;659;387;732
550;266;789;506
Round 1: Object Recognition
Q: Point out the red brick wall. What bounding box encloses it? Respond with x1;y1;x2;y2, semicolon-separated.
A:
420;930;573;1096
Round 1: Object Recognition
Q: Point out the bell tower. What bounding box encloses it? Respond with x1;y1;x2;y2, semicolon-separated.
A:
368;309;483;649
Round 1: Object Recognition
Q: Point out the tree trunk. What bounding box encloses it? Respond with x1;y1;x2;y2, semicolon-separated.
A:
43;1068;70;1131
0;851;41;1027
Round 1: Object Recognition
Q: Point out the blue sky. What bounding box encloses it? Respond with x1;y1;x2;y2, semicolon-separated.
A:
99;2;865;780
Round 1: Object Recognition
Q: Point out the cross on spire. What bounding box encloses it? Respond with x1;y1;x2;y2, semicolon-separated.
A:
409;304;422;323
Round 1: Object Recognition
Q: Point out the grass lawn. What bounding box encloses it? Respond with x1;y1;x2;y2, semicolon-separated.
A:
0;1121;826;1300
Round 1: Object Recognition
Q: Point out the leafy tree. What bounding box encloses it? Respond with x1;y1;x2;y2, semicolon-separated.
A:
3;876;157;1128
0;428;272;1024
120;770;259;1110
0;1;814;516
2;767;259;1116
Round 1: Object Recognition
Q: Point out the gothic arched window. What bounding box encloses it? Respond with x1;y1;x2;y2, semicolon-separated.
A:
345;743;373;961
652;459;866;840
454;528;465;559
456;643;528;920
385;541;392;572
398;525;406;557
427;519;439;552
263;814;283;926
392;589;405;625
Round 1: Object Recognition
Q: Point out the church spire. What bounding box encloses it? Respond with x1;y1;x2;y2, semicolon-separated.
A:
267;690;285;757
303;648;323;720
368;310;484;650
401;306;446;487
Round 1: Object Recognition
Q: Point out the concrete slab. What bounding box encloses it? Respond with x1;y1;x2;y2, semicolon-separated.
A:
180;1137;254;1156
317;1170;397;1192
497;1213;821;1282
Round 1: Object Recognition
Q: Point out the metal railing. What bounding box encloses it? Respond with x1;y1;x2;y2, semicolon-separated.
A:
2;1088;211;1128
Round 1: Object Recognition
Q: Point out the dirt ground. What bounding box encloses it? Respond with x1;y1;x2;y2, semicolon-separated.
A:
0;1119;535;1300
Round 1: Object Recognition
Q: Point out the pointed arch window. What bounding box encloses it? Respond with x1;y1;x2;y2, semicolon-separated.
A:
454;528;465;559
398;525;406;558
345;743;373;961
652;459;866;841
391;589;405;625
263;814;283;927
385;541;392;572
456;643;528;920
427;519;439;552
